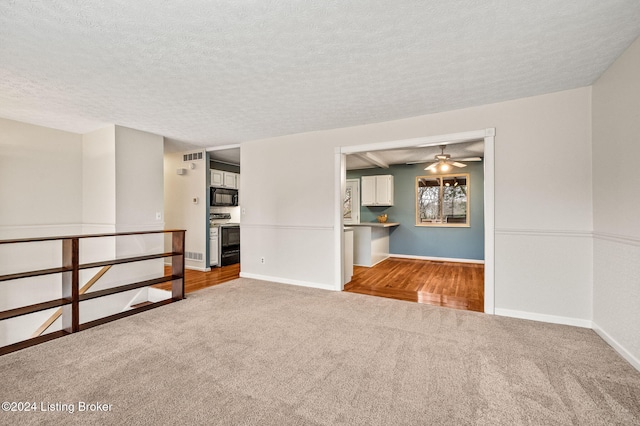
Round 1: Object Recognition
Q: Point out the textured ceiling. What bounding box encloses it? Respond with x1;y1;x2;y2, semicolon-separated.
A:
1;1;640;149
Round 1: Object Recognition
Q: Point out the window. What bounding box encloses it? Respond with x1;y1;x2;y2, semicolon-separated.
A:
416;174;469;226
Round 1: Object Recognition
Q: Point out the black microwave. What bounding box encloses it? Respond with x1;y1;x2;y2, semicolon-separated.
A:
210;187;238;206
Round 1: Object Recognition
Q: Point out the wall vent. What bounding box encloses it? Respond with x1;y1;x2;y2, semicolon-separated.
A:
185;251;203;261
183;151;204;162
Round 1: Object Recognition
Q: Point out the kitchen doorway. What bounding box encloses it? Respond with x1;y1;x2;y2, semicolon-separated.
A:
334;129;495;314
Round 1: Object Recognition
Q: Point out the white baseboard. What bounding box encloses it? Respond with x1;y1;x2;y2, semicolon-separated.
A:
239;272;338;292
494;308;592;328
163;261;210;272
390;254;485;264
592;322;640;372
187;265;210;272
354;255;389;268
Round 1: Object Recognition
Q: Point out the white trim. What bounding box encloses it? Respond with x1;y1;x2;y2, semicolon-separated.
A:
340;130;489;154
335;147;346;291
0;223;85;238
240;223;333;231
496;228;592;238
205;144;241;152
80;223;116;229
495;308;592;328
483;134;495;314
344;178;361;225
390;254;484;264
165;261;210;272
115;223;165;232
0;223;84;231
593;231;640;247
186;265;211;272
240;272;337;292
592;322;640;372
354;254;390;268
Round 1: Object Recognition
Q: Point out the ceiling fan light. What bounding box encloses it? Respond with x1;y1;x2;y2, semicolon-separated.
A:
440;163;450;172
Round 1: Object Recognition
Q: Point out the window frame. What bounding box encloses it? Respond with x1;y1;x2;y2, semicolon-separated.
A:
415;172;470;227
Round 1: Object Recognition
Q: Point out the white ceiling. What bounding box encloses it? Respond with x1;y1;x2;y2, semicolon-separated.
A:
346;140;485;171
210;148;241;166
1;1;639;149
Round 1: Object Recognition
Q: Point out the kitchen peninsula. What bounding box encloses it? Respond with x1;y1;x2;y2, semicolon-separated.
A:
350;222;399;267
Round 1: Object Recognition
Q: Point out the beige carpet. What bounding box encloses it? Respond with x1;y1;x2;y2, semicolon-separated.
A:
1;278;639;425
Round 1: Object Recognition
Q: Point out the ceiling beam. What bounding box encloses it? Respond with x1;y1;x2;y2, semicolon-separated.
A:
354;152;389;169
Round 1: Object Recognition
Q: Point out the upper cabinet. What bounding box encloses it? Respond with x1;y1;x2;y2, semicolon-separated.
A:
211;169;239;188
361;175;394;206
223;172;237;189
211;170;224;187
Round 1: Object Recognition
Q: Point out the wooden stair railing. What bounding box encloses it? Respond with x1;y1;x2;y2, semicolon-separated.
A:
0;229;185;356
30;265;112;338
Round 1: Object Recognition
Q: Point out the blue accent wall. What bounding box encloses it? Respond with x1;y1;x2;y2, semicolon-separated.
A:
347;162;484;260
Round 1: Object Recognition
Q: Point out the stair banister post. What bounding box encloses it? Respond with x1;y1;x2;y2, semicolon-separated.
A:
61;238;80;333
171;230;185;300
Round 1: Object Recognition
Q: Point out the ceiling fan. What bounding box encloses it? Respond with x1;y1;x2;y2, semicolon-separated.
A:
423;145;481;172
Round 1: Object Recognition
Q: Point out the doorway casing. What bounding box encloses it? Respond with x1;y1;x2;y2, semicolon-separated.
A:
334;128;495;314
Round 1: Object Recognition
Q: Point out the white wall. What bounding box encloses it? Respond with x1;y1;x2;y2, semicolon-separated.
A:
115;126;165;231
0;117;83;230
592;36;640;369
0;118;83;345
82;125;116;228
0;119;167;346
164;150;208;270
241;87;594;323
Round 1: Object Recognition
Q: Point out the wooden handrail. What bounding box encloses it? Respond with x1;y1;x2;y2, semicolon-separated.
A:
0;252;181;282
30;265;112;338
0;229;186;245
0;229;186;356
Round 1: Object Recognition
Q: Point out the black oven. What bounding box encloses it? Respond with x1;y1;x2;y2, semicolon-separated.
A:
219;225;240;266
210;187;238;207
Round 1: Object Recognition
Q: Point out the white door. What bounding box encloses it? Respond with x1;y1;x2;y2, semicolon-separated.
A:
344;179;360;224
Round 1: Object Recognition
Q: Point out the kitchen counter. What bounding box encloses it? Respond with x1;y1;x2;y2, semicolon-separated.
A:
343;227;354;284
351;223;399;267
349;222;399;228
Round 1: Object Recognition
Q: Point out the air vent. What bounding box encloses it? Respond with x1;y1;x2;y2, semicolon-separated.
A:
183;152;204;162
185;251;203;261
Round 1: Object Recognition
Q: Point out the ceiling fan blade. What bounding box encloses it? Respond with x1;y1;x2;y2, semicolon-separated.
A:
424;163;438;171
451;157;482;162
451;162;467;168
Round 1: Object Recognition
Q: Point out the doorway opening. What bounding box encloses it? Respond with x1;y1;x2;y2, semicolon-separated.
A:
334;129;495;314
207;145;241;272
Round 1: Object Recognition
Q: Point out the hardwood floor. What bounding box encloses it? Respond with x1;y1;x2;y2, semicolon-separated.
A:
155;258;483;313
344;258;484;312
155;264;240;294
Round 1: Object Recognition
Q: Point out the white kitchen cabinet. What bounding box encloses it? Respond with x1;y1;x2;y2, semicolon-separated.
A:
209;227;219;266
211;169;239;189
361;175;394;206
211;170;224;187
223;172;237;189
